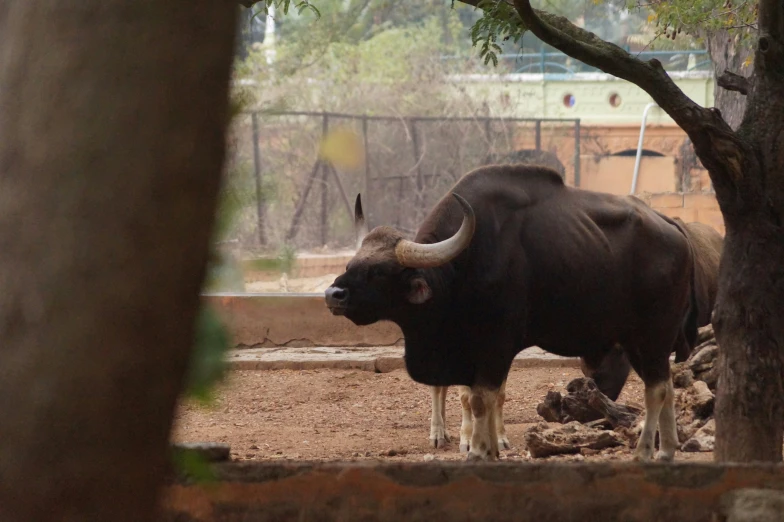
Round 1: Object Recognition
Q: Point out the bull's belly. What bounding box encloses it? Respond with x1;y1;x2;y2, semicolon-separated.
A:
529;335;620;359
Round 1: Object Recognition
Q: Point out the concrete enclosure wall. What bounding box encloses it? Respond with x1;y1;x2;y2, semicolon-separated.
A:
163;461;784;522
204;294;403;348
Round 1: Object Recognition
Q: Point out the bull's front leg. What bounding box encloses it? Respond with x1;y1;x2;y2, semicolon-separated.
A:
429;386;451;448
466;385;500;461
495;378;510;450
458;385;473;453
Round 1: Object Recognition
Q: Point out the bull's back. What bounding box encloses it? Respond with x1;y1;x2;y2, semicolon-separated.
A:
523;189;692;354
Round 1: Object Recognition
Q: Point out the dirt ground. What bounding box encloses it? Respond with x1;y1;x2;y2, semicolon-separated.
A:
172;367;714;463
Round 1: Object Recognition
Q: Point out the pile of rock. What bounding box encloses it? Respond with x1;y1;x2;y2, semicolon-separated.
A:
527;325;719;457
673;325;718;452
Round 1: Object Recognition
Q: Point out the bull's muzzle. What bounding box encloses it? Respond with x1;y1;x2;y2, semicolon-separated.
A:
325;286;349;315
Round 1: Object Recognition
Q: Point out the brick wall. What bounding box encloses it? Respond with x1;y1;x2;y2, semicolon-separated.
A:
639;192;724;236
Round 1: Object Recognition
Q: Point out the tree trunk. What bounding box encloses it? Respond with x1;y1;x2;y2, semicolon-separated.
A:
0;2;236;521
712;14;784;461
713;222;784;461
705;29;754;130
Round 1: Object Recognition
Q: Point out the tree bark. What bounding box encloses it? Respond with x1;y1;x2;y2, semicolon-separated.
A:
0;2;236;521
712;10;784;459
706;29;754;130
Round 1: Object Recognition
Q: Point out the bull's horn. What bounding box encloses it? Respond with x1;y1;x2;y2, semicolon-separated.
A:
395;193;475;268
355;193;369;249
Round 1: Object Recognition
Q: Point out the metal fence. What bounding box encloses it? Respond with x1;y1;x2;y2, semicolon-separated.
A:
224;111;581;254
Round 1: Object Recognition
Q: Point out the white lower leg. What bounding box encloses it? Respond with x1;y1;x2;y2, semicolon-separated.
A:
634;381;668;461
429;386;450;448
466;386;500;461
495;378;510;450
458;386;473;453
655;379;678;461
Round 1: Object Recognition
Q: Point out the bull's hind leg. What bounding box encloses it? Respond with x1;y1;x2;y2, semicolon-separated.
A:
634;380;668;461
429;386;451;448
655;379;678;461
458;385;473;453
495;378;510;450
466;386;500;461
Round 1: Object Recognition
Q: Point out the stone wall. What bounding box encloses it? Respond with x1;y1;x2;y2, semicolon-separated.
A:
162;461;784;522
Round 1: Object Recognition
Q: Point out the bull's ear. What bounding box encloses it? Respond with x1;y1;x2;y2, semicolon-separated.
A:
407;277;432;304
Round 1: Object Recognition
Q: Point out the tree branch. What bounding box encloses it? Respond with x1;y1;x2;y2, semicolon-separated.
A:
498;0;749;201
717;70;750;95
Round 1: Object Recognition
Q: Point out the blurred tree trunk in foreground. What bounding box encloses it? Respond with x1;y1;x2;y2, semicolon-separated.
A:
0;2;236;521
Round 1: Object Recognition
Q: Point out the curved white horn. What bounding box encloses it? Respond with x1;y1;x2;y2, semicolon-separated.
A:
395;193;475;268
355;193;369;249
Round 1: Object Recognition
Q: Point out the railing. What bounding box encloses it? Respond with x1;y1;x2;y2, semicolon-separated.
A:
441;49;712;77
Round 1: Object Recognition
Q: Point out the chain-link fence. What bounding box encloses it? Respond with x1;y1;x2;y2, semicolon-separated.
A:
224;111;581;255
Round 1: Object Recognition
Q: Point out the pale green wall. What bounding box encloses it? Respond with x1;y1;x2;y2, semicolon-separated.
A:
449;71;715;125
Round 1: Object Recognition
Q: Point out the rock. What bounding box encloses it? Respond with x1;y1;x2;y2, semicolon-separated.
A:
681;419;715;452
671;362;694;388
536;378;640;428
690;381;715;418
695;364;719;391
678;418;708;444
697;324;715;344
719;488;784;522
561;378;605;423
524;421;624;458
536;391;564;422
584;418;613;430
689;343;718;373
423;453;435;462
580;447;600;456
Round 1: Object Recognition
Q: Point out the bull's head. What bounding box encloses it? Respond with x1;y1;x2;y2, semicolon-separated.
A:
324;193;475;326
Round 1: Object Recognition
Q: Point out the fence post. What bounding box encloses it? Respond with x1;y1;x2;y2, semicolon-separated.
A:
251;112;267;246
535;120;542;151
320;113;329;246
574;119;581;188
409;118;424;225
362;115;370;225
483;118;492;163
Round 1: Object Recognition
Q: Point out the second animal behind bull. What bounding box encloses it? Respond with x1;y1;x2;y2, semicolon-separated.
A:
326;164;701;461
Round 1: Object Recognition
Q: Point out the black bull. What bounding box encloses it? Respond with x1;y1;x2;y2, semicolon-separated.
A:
325;165;714;461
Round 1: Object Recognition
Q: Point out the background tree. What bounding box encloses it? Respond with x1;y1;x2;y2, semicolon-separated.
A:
638;0;756;129
0;2;237;520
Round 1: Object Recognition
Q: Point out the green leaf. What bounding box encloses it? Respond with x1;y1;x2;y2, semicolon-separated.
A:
184;305;230;405
172;447;217;484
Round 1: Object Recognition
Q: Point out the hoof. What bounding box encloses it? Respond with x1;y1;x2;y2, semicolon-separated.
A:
633;451;654;462
459;443;470;454
655;451;675;462
465;450;496;462
430;437;447;449
498;437;511;450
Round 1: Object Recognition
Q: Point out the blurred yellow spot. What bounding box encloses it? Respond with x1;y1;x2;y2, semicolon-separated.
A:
743;56;753;68
647;13;657;23
318;127;364;170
